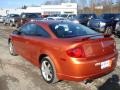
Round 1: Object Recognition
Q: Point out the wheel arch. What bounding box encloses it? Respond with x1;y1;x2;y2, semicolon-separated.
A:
8;38;11;44
38;54;48;64
38;53;62;77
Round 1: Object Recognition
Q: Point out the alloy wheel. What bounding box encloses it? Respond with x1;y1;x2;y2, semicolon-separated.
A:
41;60;53;82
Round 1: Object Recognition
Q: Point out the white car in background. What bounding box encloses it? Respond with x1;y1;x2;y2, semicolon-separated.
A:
0;16;5;23
45;16;66;20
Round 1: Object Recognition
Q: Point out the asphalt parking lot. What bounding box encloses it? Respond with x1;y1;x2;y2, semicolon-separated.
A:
0;23;120;90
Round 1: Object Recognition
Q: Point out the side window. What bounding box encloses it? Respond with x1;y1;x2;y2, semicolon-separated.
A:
34;24;50;37
20;23;50;37
20;24;36;35
19;24;29;35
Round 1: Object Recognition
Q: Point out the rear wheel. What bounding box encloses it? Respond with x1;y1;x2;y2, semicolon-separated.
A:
9;41;17;56
40;56;58;83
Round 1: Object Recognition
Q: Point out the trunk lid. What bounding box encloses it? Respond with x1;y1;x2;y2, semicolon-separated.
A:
63;34;116;58
82;37;115;58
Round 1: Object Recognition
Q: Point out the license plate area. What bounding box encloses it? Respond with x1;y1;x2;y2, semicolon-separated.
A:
101;60;112;69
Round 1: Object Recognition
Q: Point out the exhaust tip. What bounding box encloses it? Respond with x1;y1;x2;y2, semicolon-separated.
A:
84;79;93;84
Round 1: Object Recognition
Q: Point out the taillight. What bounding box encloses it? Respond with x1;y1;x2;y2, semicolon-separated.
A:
66;47;85;58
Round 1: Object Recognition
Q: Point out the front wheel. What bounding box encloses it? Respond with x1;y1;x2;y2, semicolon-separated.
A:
9;41;18;56
40;57;58;83
9;22;13;27
3;22;7;26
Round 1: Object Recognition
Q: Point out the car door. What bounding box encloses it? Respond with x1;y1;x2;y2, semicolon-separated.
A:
12;23;36;61
24;23;51;65
12;23;50;65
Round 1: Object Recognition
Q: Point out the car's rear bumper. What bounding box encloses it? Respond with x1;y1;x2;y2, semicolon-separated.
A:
58;67;115;81
57;55;118;81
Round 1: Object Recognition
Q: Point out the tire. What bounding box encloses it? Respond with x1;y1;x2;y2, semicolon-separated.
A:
9;41;17;56
15;23;19;28
105;26;112;35
40;56;58;84
3;22;7;26
10;22;13;27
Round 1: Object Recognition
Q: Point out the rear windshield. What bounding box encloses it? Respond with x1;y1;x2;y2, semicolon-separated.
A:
49;22;99;38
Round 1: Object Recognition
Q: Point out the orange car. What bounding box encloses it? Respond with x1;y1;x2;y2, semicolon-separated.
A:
8;20;118;83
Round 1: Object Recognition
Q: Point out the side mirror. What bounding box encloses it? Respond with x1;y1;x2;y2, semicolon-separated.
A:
12;30;21;35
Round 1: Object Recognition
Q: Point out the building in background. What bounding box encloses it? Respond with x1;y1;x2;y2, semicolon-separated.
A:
0;3;77;16
25;3;77;15
0;8;25;16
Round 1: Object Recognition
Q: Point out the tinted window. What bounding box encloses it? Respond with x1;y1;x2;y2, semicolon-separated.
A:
20;24;35;35
34;24;50;37
10;14;19;17
60;14;68;18
49;22;99;38
26;13;39;18
101;14;115;19
78;14;87;19
21;13;40;18
47;18;54;20
20;23;50;37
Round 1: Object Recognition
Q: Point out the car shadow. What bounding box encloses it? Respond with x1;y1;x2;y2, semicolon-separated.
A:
98;74;120;90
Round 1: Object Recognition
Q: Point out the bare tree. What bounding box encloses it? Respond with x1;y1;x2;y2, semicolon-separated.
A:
59;0;66;3
44;0;58;5
21;5;27;9
44;1;52;5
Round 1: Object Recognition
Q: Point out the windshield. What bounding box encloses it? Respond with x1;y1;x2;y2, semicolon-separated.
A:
49;22;99;38
11;14;19;17
60;14;68;17
26;13;40;18
100;14;115;19
78;14;87;18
